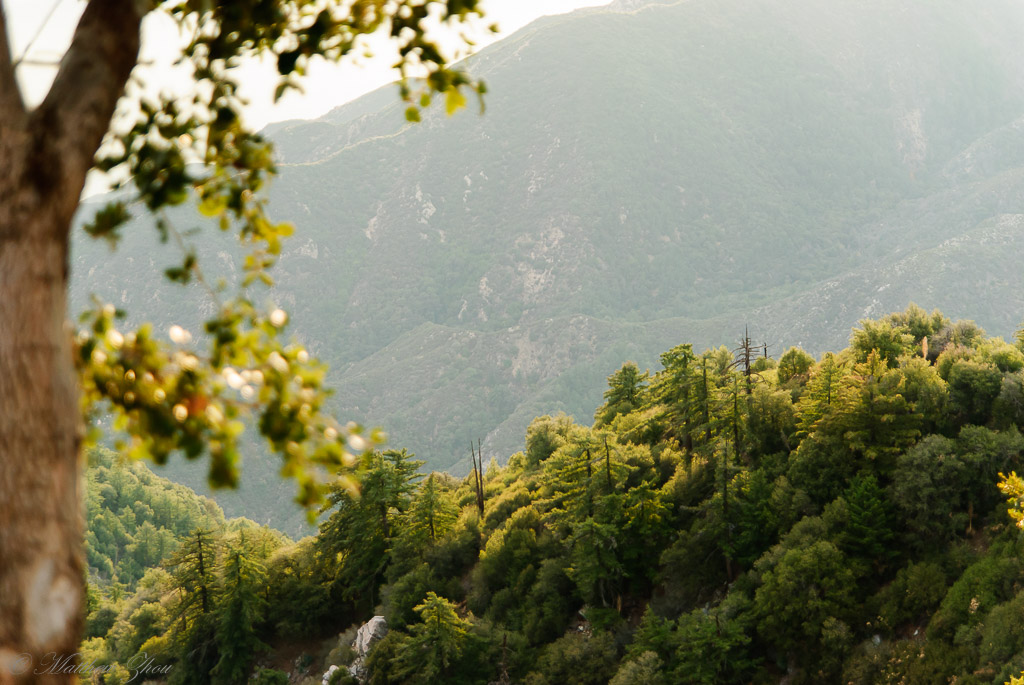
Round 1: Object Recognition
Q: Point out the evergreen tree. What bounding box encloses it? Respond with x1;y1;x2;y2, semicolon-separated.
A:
166;528;221;685
626;607;676;664
211;547;268;685
732;470;779;568
265;538;330;636
567;517;624;607
947;359;1004;425
743;385;797;458
839;474;895;568
392;592;472;683
672;603;754;685
827;351;921;470
883;304;949;348
524;414;575;466
317;449;423;610
540;434;598;530
610;651;667;685
167;528;220;626
694;354;717;448
407;474;460;545
796;352;845;438
390;473;461;576
595;362;649;427
621;483;671;585
648;344;699;448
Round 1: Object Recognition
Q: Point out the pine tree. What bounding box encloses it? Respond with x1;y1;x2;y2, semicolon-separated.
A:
796;352;845;438
732;470;779;568
567;517;624;608
540;430;630;535
648;344;699;448
829;351;922;470
166;528;221;685
167;528;220;625
696;354;715;448
626;606;676;663
211;547;269;685
403;473;460;546
595;362;650;427
839;474;895;568
316;449;423;610
673;604;755;685
540;438;597;531
392;592;472;683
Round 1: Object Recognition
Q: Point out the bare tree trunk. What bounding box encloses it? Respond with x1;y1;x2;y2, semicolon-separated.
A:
0;1;141;681
0;211;83;685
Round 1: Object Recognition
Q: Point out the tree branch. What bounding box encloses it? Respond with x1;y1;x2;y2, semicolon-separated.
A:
0;2;25;119
29;0;143;222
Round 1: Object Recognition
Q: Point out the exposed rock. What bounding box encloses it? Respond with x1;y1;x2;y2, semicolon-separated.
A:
348;616;388;683
323;663;358;684
354;616;388;655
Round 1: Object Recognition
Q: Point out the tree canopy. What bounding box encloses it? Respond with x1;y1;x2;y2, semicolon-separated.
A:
74;305;1024;684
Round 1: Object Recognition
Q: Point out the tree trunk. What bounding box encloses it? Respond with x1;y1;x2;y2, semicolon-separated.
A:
0;191;83;684
0;1;141;680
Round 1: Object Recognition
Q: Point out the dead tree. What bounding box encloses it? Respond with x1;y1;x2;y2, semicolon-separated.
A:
470;439;485;516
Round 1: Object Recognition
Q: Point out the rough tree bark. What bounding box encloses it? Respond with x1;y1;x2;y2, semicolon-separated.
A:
0;2;141;682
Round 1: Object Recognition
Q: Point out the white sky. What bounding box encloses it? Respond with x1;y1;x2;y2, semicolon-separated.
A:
5;0;611;129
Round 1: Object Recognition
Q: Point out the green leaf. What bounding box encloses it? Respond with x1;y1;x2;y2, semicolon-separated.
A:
83;202;131;246
199;194;228;217
445;88;467;116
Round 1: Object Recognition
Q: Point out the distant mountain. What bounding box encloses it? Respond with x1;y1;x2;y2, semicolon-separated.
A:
73;0;1024;531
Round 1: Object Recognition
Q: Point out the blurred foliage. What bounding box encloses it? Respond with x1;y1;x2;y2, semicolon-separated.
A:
76;0;493;519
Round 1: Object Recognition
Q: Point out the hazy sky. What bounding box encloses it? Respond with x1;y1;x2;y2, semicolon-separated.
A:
5;0;611;128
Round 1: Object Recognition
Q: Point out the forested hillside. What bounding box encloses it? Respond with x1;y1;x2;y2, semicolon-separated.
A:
71;0;1024;503
84;449;226;588
82;306;1024;684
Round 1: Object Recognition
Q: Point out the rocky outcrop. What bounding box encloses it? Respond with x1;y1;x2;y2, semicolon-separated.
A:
348;616;388;683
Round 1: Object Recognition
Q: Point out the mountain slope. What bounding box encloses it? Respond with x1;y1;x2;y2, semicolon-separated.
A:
72;0;1024;525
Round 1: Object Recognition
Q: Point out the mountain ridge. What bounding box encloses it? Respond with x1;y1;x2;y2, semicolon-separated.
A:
71;0;1024;531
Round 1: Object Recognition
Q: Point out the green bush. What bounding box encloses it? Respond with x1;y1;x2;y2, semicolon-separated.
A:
928;553;1024;642
524;631;619;685
977;591;1024;668
252;669;290;685
874;562;948;633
